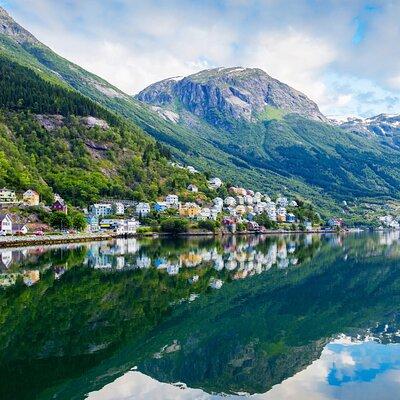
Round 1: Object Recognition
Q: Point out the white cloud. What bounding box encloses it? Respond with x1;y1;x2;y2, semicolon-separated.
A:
243;29;336;107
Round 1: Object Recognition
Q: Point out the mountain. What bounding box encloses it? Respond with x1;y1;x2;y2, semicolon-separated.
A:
2;6;400;220
335;113;400;149
137;69;400;215
137;67;327;126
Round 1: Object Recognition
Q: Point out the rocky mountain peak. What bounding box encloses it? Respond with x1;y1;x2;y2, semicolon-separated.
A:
137;67;327;125
0;6;39;44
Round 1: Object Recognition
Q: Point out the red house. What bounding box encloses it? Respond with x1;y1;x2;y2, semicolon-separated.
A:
51;200;68;214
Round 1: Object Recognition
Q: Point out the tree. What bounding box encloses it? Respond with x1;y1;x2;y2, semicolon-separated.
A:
254;214;278;229
50;212;72;230
160;218;189;234
71;213;87;231
198;219;218;232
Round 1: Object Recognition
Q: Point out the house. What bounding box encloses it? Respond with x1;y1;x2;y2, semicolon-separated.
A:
125;218;140;234
236;195;245;205
224;196;236;207
276;197;288;207
210;207;220;221
23;190;40;206
277;213;286;223
289;200;298;207
0;214;13;234
327;218;344;228
89;203;113;217
114;202;125;215
165;194;179;208
136;202;150;217
12;224;28;235
154;202;168;212
208;177;222;189
305;221;313;231
187;184;198;193
186;166;198;174
286;213;296;223
213;197;224;209
179;202;201;218
86;215;99;232
235;205;246;215
247;221;260;231
197;207;211;220
0;188;17;204
52;200;68;214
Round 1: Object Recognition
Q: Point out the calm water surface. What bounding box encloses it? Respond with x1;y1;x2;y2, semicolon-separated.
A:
1;232;400;399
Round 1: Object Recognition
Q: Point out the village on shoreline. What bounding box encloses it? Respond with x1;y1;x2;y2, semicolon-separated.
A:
0;163;396;246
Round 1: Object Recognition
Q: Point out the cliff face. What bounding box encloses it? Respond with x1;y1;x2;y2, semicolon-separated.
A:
137;67;327;125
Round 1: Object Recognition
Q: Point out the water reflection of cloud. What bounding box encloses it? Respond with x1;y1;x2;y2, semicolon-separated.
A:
87;341;400;400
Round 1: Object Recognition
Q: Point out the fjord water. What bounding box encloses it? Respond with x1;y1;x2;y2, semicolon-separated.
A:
1;233;400;399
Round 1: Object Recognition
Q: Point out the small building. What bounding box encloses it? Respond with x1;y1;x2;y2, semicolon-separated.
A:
213;197;224;209
125;218;140;234
235;205;246;215
0;214;13;235
12;224;28;235
136;202;150;217
165;194;179;208
197;207;211;220
276;197;289;207
179;202;201;218
289;200;298;207
86;215;99;232
286;213;296;223
208;177;222;189
277;213;286;223
23;190;40;206
114;202;125;215
187;184;198;193
89;203;113;217
154;202;168;213
0;188;17;204
224;196;236;207
186;166;198;174
52;200;68;214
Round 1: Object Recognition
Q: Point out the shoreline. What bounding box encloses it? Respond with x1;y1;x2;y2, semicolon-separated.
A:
0;229;342;249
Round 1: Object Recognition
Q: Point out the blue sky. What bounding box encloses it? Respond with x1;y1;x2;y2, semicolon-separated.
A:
2;0;400;118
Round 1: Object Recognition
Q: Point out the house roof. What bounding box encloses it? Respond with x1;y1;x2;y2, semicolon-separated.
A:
0;214;11;222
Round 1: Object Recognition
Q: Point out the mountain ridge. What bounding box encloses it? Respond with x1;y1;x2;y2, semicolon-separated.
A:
137;66;328;126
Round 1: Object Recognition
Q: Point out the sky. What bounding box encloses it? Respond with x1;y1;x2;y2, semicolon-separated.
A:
2;0;400;118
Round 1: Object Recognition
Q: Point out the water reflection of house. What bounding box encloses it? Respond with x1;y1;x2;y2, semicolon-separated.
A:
0;250;13;269
0;273;19;287
23;270;40;286
180;252;203;267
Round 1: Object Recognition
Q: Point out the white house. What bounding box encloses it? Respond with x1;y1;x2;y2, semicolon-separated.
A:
12;224;28;235
125;218;140;234
213;197;224;209
90;204;113;217
114;202;125;215
224;196;236;207
136;202;150;217
276;197;289;207
208;177;222;189
165;194;179;207
186;166;198;174
0;214;12;235
0;189;17;204
198;207;211;220
187;184;198;193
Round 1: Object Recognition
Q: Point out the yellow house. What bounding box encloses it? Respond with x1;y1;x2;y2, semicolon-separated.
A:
179;202;201;218
23;190;40;206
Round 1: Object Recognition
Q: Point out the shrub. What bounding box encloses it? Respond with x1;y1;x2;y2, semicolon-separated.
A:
160;218;189;234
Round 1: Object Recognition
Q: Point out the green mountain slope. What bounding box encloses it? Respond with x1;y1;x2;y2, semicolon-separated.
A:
0;55;213;205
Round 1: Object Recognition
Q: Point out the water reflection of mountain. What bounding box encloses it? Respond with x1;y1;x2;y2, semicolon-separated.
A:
1;233;400;399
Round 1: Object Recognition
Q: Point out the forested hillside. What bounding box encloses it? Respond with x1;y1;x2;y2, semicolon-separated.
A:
0;56;210;206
